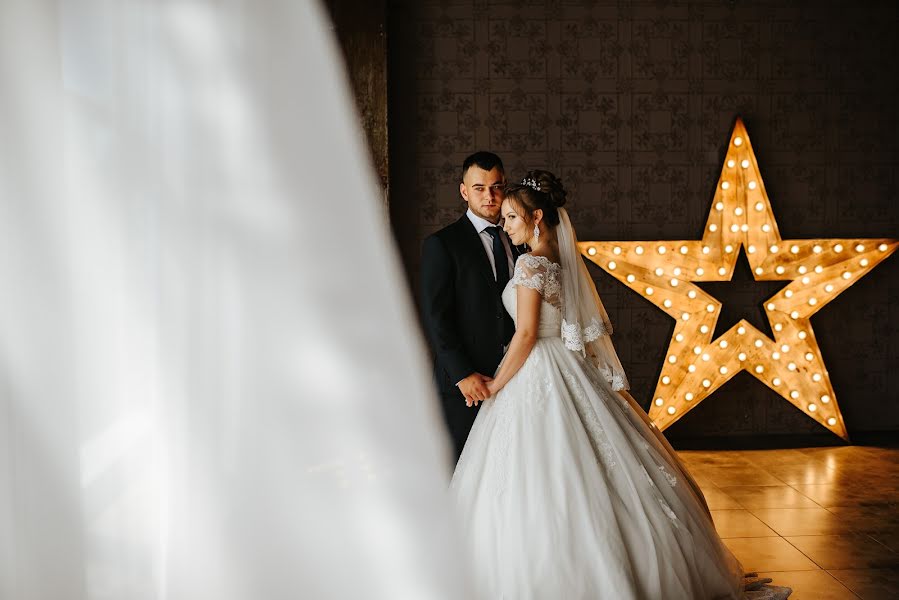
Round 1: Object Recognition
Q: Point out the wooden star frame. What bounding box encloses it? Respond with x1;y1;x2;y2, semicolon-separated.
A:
580;118;897;441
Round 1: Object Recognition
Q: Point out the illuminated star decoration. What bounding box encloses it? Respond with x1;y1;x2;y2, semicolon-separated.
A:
580;118;897;441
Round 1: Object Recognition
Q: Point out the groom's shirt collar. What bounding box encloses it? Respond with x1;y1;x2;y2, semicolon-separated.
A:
466;208;515;278
466;208;499;233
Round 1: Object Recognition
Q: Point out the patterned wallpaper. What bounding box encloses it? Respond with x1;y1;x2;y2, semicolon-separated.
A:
387;0;899;439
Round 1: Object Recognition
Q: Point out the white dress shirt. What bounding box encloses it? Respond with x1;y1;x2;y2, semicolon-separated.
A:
466;208;515;281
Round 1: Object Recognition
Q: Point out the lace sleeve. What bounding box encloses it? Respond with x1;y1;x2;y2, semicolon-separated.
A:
511;254;562;309
510;254;548;295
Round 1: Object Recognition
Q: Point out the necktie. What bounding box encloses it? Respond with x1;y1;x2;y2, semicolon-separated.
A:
485;226;510;290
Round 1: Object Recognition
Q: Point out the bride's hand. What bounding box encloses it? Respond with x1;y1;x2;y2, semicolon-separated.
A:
485;379;500;397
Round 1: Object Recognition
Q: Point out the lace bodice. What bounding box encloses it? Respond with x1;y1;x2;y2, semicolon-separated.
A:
502;254;563;338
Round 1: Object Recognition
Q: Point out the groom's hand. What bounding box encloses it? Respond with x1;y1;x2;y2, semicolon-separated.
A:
459;373;491;407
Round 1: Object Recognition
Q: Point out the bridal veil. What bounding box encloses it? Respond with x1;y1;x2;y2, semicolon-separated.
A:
557;208;630;391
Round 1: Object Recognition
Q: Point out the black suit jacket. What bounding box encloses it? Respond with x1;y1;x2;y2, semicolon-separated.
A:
420;214;518;398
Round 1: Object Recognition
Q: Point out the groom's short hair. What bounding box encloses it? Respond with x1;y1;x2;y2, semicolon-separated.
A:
461;151;504;180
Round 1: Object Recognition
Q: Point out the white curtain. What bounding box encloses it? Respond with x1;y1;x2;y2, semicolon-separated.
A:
0;1;468;598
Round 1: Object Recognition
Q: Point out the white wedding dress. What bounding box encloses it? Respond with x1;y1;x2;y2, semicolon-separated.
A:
451;254;747;600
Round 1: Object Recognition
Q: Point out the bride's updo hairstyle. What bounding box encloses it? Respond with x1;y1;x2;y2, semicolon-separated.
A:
504;169;567;228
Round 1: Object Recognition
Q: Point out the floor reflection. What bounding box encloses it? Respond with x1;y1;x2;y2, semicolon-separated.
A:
678;446;899;600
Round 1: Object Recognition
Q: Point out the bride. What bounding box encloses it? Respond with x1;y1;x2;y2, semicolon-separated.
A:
451;170;787;599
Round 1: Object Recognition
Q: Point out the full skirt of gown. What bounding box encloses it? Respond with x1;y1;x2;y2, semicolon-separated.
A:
450;332;745;600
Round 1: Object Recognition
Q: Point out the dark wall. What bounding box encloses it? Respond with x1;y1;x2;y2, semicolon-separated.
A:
389;0;899;440
325;0;389;197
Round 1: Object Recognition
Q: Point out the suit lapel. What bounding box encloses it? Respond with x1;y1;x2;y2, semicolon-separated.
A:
455;214;498;289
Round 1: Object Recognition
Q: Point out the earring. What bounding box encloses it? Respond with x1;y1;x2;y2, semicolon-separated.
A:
533;224;540;245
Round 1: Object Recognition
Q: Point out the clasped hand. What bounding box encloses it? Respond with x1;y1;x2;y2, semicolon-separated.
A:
458;373;500;407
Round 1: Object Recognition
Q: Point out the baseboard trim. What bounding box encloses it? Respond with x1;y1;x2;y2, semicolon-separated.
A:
668;431;899;450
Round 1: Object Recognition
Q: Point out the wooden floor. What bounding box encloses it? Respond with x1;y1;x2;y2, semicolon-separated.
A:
678;446;899;600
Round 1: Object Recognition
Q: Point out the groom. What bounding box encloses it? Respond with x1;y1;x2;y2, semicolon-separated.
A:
420;151;518;460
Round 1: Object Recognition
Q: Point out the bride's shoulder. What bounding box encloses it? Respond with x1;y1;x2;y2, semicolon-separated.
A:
517;252;561;269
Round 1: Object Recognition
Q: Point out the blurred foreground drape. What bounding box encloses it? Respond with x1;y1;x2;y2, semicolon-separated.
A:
0;1;468;598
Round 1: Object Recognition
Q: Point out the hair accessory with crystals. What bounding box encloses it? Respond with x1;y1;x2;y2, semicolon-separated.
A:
521;177;540;192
